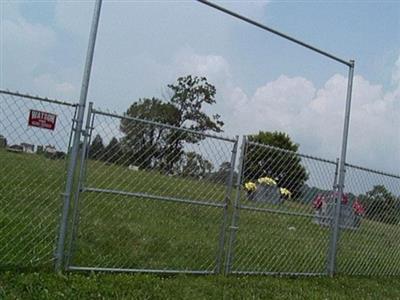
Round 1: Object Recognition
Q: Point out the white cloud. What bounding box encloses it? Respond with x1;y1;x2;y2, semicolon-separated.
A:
33;74;77;99
393;55;400;85
171;50;400;173
230;65;400;173
1;1;399;174
2;15;56;76
172;48;232;86
1;2;79;100
54;0;93;38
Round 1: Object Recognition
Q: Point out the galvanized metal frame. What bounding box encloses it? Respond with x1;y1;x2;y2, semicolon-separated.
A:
3;88;400;277
225;136;247;274
215;135;239;273
66;102;95;268
67;108;239;274
54;0;102;272
225;137;340;276
197;0;355;276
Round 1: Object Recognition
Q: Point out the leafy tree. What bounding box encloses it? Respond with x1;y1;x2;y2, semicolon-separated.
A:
89;134;105;160
359;185;399;225
120;98;179;169
103;137;124;164
120;75;224;171
244;131;308;199
174;151;214;179
168;75;223;133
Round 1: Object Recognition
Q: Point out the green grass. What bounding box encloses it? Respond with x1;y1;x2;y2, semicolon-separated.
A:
1;149;400;276
1;272;400;299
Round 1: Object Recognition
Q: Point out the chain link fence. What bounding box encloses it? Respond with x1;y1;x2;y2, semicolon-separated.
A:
0;90;77;270
66;107;238;274
336;163;400;276
225;138;339;275
2;90;400;276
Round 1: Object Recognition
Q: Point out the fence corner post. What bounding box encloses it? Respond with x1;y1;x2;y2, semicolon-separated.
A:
326;60;355;276
54;0;102;272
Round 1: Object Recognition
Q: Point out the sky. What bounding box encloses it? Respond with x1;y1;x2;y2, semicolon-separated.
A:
1;0;399;174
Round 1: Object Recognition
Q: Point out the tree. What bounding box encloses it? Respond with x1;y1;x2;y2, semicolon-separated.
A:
359;185;399;225
120;75;224;171
120;98;179;169
168;75;223;134
244;131;308;199
89;134;105;160
174;151;214;179
103;137;124;164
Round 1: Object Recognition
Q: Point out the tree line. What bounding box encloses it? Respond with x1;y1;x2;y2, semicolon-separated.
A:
84;74;400;226
88;75;234;183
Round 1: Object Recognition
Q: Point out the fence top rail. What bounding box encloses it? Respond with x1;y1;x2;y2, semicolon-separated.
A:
345;162;400;180
0;89;78;108
91;108;238;143
246;140;337;165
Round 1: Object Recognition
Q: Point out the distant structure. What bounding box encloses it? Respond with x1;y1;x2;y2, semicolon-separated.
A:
44;145;57;155
0;135;6;148
6;144;23;153
21;143;35;154
128;164;139;171
36;145;44;154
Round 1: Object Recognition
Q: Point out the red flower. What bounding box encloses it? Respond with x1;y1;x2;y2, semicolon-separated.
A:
313;194;325;209
341;193;349;205
353;199;365;216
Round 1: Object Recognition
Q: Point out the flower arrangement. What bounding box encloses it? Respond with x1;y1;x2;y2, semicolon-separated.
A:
257;176;277;186
244;175;292;203
352;199;365;216
279;187;292;199
312;194;325;209
244;181;257;192
312;193;365;216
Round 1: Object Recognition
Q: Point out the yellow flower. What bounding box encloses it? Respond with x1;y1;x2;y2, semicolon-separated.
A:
244;181;257;192
257;176;277;186
280;187;292;198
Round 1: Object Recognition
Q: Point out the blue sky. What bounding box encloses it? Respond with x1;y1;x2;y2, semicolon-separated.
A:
1;0;399;173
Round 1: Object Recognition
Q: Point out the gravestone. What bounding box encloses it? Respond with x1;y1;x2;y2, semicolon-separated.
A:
249;184;281;204
314;201;361;230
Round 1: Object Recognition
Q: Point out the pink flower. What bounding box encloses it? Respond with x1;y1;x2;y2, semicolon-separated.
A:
341;193;349;205
313;194;325;209
353;199;365;216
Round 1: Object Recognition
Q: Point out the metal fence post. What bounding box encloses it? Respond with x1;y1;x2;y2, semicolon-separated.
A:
327;61;355;276
54;0;102;272
65;103;94;268
326;157;339;273
225;135;247;274
333;158;340;190
215;136;239;274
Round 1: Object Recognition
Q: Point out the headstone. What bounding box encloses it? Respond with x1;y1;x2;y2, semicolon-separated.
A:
249;184;282;204
313;200;362;230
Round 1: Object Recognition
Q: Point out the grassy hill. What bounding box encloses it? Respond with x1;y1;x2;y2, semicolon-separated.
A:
1;149;400;276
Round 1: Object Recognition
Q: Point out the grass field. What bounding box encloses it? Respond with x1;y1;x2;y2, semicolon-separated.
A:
2;272;400;299
1;148;400;277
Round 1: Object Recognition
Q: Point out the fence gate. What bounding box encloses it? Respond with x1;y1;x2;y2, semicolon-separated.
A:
225;137;339;275
0;90;77;270
66;107;238;274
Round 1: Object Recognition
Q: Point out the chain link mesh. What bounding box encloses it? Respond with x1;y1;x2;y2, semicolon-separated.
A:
68;109;237;273
337;163;400;276
228;140;338;275
2;90;400;276
0;90;77;269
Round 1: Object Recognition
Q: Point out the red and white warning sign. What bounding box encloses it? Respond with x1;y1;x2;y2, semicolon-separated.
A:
28;110;57;130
